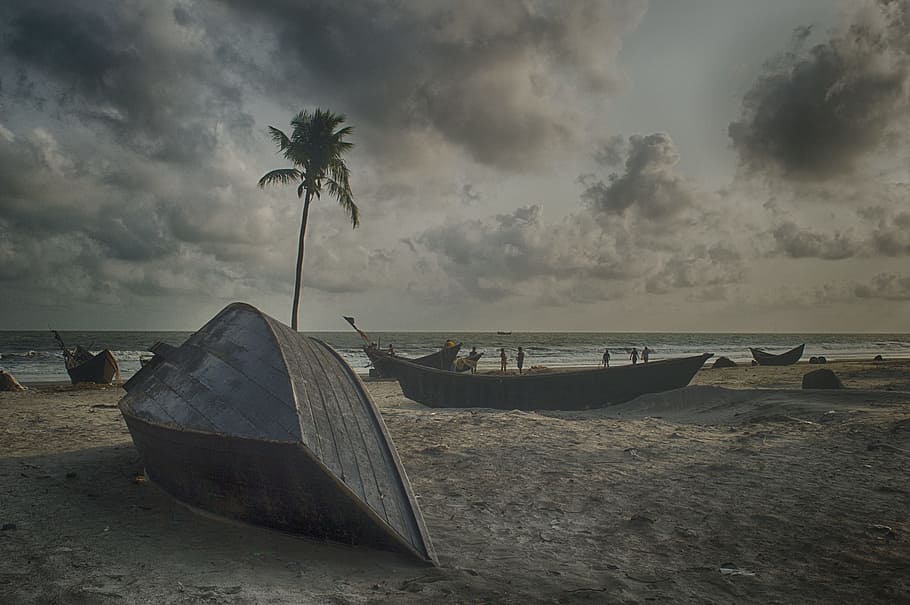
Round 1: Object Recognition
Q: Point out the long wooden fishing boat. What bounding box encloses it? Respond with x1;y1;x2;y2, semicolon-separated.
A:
372;353;713;411
52;331;120;385
364;342;462;372
749;344;805;366
120;303;436;563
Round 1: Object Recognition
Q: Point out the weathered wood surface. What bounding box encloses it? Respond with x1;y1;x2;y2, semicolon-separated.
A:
373;353;714;411
750;344;805;366
120;302;435;564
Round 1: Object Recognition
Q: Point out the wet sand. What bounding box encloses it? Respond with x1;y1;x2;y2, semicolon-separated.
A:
1;359;909;603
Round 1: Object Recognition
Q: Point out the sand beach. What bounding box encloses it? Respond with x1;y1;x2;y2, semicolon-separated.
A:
1;359;909;604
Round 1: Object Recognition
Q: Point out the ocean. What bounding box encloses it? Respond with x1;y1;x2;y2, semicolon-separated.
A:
2;330;908;383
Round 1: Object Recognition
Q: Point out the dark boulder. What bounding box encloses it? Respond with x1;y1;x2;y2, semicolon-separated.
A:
802;368;843;390
713;356;737;368
874;354;884;362
809;356;819;364
817;356;827;364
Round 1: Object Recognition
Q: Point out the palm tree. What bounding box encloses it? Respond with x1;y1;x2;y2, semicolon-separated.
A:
258;109;358;330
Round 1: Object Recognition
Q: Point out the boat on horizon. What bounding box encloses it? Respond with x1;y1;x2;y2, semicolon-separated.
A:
52;330;119;385
372;353;713;411
120;303;436;563
749;344;805;366
496;331;512;335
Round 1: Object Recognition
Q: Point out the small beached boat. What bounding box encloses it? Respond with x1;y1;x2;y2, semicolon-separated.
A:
749;344;805;366
372;353;713;411
364;342;462;373
120;303;436;563
52;331;119;385
342;315;461;377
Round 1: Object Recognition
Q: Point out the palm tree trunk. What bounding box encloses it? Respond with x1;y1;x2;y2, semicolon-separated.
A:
290;191;313;331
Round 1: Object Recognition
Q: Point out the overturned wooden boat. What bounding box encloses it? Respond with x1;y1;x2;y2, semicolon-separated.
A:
120;303;436;563
52;330;119;385
749;344;805;366
373;353;713;411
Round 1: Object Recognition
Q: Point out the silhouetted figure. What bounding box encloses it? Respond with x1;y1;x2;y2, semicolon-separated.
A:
630;347;639;365
602;348;610;368
642;346;651;364
470;347;479;374
387;344;395;356
517;347;525;374
500;348;507;373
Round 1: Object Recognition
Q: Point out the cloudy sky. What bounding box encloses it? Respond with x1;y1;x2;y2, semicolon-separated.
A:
1;0;909;332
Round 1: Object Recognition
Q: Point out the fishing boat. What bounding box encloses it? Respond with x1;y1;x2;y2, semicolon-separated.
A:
372;353;713;411
364;342;462;373
52;331;120;385
120;303;436;563
342;315;461;376
496;331;512;335
749;344;805;366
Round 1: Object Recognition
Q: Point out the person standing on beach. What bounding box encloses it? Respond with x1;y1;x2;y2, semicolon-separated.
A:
630;347;639;365
517;347;525;374
469;346;479;374
602;348;610;367
500;348;507;373
387;344;395;356
642;346;650;364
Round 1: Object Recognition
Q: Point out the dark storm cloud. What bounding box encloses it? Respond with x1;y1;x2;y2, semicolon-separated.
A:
644;244;743;296
593;134;627;168
412;133;746;305
214;0;646;169
762;200;910;260
0;0;653;321
853;273;910;300
729;0;910;180
0;1;255;164
416;204;641;303
860;207;910;256
581;133;697;220
770;221;860;260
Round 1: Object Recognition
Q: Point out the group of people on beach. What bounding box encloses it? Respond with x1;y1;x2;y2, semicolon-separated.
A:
499;346;525;374
602;345;651;367
384;341;652;374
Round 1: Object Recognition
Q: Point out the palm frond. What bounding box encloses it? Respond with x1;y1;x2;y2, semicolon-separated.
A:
258;168;300;188
268;126;292;152
324;176;358;228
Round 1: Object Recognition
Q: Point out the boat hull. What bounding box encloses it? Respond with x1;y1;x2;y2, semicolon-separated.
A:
67;349;119;384
119;302;436;564
122;410;423;556
374;354;713;411
749;344;805;366
365;343;462;377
